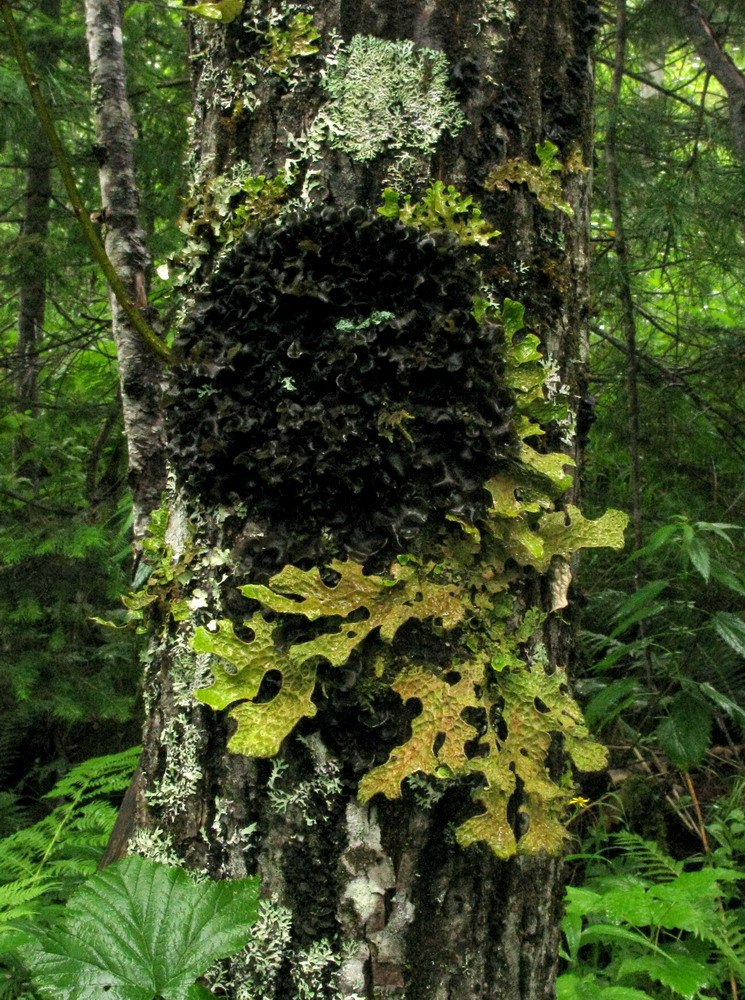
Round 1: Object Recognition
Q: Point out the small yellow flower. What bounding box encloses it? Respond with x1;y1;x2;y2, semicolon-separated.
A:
567;796;590;808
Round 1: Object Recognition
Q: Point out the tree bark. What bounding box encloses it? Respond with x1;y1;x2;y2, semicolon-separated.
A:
126;2;602;997
84;0;166;543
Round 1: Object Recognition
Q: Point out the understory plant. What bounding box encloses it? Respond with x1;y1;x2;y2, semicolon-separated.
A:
558;830;745;999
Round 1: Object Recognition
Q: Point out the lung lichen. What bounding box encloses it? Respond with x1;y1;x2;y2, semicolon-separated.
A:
188;307;626;856
486;140;575;214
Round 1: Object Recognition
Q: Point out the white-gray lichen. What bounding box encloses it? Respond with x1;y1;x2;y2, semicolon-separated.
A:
267;734;343;826
309;35;464;186
130;826;183;867
145;713;204;817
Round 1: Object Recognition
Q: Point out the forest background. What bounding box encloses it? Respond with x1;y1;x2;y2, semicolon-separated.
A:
1;1;745;998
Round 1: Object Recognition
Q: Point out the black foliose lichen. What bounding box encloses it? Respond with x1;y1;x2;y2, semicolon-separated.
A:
166;207;515;560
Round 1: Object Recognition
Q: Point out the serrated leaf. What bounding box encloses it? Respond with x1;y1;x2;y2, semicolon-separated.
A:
712;611;745;657
558;977;656;1000
23;857;259;1000
613;579;670;620
617;952;711;998
584;677;640;728
685;535;711;581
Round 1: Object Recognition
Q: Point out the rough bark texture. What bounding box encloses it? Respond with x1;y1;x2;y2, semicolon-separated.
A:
84;0;165;542
129;3;597;998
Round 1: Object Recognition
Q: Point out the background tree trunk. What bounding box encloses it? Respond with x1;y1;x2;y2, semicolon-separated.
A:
84;0;165;543
129;2;599;998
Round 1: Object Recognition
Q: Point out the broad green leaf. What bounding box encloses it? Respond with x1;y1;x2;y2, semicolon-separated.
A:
612;579;669;621
584;677;641;728
23;857;259;1000
709;562;745;597
698;682;745;726
712;611;745;657
578;924;668;954
656;691;712;769
684;535;711;581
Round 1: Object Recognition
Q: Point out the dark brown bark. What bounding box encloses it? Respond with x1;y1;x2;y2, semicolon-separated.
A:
129;2;598;997
84;0;165;543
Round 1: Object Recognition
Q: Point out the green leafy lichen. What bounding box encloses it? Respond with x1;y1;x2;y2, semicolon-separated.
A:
379;182;500;247
359;628;607;858
180;169;290;247
486;140;574;215
194;562;464;756
188;294;627;857
260;12;320;78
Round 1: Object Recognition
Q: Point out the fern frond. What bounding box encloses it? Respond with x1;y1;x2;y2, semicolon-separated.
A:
613;831;683;881
712;908;745;984
45;746;139;801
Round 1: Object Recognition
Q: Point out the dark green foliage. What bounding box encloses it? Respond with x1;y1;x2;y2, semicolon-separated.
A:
167;208;515;564
559;831;745;999
0;749;139;1000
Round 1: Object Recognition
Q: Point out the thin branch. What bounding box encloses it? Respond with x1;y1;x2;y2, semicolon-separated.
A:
0;0;172;364
595;55;705;112
672;0;745;158
605;0;644;551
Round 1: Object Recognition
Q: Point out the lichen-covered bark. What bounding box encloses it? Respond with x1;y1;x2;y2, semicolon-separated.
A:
129;2;599;998
84;0;165;541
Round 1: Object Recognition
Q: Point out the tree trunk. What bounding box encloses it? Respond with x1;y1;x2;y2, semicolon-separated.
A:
84;0;166;542
126;3;611;998
13;0;59;484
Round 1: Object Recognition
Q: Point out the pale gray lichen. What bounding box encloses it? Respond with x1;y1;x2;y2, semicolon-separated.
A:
309;35;464;186
212;796;259;851
130;826;183;867
228;897;294;1000
145;714;204;817
405;771;447;809
267;734;343;826
291;939;342;1000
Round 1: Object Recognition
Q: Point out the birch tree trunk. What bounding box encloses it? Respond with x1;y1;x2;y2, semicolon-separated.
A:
124;3;619;998
84;0;165;542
